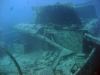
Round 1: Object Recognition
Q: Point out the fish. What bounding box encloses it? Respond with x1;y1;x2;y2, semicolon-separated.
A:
10;6;14;11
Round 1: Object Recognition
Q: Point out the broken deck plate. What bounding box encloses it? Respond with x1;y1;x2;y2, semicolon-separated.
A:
13;23;42;35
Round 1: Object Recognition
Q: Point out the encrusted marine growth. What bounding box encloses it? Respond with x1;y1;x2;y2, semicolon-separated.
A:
32;3;82;28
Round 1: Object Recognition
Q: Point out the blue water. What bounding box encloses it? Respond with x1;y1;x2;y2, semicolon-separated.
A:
0;0;99;30
0;0;95;31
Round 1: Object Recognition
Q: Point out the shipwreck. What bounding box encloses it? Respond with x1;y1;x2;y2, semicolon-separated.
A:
0;2;100;75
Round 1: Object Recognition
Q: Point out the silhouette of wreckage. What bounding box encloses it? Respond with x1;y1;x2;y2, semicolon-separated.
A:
1;2;100;75
31;2;82;29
